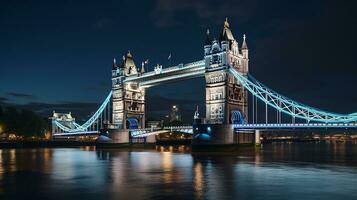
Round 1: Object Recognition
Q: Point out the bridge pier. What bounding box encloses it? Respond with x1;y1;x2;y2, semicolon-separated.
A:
97;129;129;144
145;134;156;143
192;123;259;151
192;124;234;145
255;130;261;146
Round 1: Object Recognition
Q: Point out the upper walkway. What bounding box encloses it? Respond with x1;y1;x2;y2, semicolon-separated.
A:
124;60;205;87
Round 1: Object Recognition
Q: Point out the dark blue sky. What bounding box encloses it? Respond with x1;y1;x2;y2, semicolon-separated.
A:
1;0;356;120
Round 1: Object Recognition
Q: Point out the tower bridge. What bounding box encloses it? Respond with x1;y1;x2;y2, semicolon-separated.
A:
51;18;357;146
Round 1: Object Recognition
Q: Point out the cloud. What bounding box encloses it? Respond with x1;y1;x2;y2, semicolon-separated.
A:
6;92;37;100
0;100;99;123
0;94;203;123
84;81;110;92
150;0;256;27
25;101;99;121
0;97;9;103
92;18;115;30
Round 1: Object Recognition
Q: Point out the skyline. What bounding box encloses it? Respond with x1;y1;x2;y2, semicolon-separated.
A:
1;0;357;121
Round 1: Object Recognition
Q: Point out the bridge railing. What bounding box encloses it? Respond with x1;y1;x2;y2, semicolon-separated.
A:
229;67;357;123
233;123;357;129
124;60;205;82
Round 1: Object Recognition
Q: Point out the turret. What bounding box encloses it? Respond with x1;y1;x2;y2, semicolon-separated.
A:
204;29;212;55
122;50;138;76
140;62;145;73
112;58;118;70
112;58;119;78
241;34;249;74
241;34;248;59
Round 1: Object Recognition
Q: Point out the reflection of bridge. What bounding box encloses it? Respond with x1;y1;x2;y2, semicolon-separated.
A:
51;19;357;145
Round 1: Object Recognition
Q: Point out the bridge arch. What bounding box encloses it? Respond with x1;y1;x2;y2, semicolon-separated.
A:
231;110;246;124
126;117;139;129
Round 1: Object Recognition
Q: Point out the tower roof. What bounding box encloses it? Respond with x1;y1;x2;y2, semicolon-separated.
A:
219;18;235;42
122;50;137;76
241;34;248;49
124;51;136;68
224;17;230;28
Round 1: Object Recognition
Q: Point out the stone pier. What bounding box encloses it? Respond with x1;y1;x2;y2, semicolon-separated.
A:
145;134;156;144
97;128;129;144
255;130;261;145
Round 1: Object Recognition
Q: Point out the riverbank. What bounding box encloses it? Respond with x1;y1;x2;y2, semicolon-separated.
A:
0;138;193;148
1;139;354;149
0;140;189;149
0;141;96;148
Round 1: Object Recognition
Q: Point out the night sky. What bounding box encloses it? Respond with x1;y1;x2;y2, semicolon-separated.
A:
1;0;356;122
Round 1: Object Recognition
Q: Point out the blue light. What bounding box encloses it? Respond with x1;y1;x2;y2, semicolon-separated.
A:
229;67;357;123
194;133;211;140
54;91;112;132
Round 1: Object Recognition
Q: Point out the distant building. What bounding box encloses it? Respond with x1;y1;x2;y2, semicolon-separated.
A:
169;105;181;122
147;120;162;128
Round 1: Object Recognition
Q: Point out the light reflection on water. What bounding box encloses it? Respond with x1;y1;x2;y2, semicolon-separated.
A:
0;142;356;200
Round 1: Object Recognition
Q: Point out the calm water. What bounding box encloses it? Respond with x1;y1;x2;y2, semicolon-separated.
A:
0;142;356;200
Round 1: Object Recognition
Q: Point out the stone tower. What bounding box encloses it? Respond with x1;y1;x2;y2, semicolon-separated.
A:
204;18;249;124
112;51;145;129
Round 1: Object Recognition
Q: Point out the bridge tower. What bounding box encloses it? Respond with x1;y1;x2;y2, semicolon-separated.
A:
111;51;145;130
50;111;76;134
204;18;249;125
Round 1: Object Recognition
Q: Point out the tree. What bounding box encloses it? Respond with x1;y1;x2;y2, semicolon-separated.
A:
0;106;47;138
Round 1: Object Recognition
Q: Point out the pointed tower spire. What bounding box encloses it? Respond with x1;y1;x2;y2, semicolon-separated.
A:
205;28;212;45
127;50;132;58
224;17;230;29
140;62;145;73
220;17;234;42
112;58;118;70
194;105;200;119
242;34;248;49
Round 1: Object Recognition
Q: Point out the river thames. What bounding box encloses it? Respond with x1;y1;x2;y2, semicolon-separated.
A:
0;142;356;200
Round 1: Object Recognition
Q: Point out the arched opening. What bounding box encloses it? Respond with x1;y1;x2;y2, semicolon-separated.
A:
231;110;246;124
126;118;139;129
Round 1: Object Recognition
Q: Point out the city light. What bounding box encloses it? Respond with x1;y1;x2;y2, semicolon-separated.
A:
8;133;17;140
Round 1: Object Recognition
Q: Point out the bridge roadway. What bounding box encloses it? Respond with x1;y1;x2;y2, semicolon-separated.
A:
124;60;205;87
52;123;357;138
52;131;99;137
52;126;193;137
130;126;193;137
131;123;357;137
